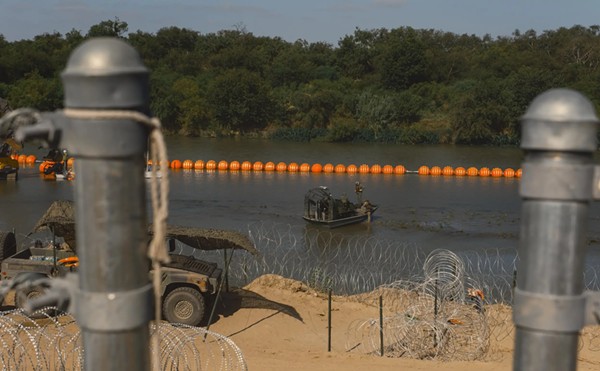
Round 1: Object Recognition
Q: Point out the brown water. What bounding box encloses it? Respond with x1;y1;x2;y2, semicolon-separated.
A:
2;137;600;257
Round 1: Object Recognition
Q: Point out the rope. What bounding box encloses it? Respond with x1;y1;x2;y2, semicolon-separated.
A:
63;108;170;371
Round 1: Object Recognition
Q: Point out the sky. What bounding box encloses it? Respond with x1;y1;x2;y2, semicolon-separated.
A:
1;0;600;45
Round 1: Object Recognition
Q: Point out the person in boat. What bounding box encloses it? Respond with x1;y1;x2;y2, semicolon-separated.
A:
43;148;63;162
355;181;363;203
360;200;374;214
44;149;68;176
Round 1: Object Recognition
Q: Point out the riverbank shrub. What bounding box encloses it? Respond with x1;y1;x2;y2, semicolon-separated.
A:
267;127;327;142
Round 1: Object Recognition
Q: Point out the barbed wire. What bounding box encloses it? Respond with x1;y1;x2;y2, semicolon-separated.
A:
187;221;600;360
0;307;247;370
5;221;600;364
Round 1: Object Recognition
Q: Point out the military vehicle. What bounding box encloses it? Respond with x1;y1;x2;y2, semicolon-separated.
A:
0;200;258;326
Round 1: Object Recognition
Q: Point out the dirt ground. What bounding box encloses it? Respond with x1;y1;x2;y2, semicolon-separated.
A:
3;274;600;370
207;274;600;371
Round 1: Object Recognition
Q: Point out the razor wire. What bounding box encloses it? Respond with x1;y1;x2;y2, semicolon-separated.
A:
0;307;247;371
12;221;600;363
179;221;600;359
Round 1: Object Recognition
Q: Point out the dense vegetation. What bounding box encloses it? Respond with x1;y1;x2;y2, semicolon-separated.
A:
1;18;600;145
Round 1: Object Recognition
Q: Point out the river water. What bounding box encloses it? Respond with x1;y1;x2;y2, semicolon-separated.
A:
2;137;600;296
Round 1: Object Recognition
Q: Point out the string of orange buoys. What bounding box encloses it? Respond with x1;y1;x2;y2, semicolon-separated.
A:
161;159;523;178
11;153;522;178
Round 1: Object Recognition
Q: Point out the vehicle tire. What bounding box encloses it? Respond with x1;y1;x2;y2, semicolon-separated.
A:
14;285;54;318
0;231;17;262
162;286;205;326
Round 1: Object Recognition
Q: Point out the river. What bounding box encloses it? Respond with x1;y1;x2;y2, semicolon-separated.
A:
2;137;600;296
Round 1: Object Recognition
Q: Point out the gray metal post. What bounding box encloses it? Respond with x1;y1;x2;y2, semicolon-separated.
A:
16;38;152;370
513;88;599;371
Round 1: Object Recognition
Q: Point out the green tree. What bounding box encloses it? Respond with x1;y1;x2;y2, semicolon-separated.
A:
7;70;62;111
449;78;511;144
87;18;128;38
335;28;382;80
207;69;275;132
171;77;210;135
376;27;428;91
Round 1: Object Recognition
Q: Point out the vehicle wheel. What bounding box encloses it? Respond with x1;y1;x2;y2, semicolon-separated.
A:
14;286;54;318
162;286;205;326
0;231;17;261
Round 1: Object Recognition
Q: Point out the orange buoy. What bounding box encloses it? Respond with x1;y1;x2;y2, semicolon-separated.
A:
394;165;406;175
358;164;370;174
194;160;205;170
217;160;229;171
479;167;490;177
346;164;358;174
455;167;466;176
467;167;478;176
442;166;454;176
67;157;75;168
418;166;430;175
370;164;382;174
170;159;182;169
300;163;311;172
382;165;393;174
504;168;515;178
253;161;264;171
276;162;288;172
288;162;299;172
229;160;240;171
430;166;442;176
516;168;522;178
323;163;334;173
334;164;346;173
39;161;50;173
206;160;217;170
241;161;252;171
491;167;503;177
182;159;194;169
17;154;27;163
311;163;322;173
26;155;36;164
10;154;18;160
264;161;275;171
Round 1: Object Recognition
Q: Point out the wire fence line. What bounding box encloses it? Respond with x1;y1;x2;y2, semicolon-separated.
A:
3;221;600;365
190;221;600;361
0;307;247;370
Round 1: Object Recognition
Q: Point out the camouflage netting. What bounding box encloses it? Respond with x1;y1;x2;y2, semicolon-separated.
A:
31;200;76;249
150;225;259;256
30;200;258;256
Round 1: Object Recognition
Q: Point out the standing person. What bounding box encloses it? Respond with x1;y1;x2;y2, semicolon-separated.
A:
355;181;363;204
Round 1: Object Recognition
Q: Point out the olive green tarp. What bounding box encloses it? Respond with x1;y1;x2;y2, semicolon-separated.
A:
32;200;258;256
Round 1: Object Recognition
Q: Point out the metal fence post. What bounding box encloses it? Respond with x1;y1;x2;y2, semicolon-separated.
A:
513;88;599;371
16;38;152;370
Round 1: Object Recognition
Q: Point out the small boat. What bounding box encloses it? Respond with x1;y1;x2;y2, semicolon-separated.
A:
302;185;377;228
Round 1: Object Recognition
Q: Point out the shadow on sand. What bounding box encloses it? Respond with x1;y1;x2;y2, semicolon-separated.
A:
203;287;303;329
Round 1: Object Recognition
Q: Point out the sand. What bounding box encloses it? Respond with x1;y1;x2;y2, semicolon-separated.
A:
208;274;600;371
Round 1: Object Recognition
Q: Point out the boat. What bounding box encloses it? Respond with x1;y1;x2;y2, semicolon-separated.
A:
39;149;74;180
302;185;377;228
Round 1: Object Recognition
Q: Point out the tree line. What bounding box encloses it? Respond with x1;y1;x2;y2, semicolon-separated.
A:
1;18;600;145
